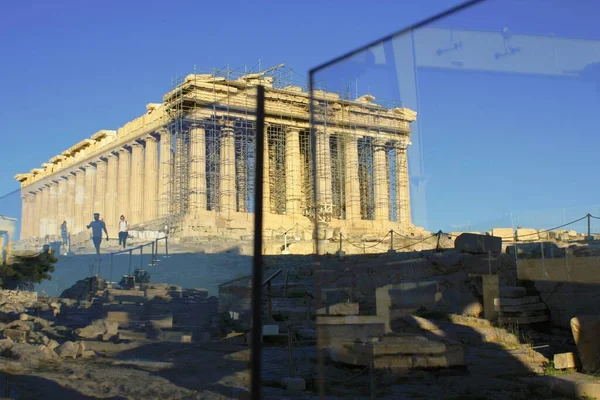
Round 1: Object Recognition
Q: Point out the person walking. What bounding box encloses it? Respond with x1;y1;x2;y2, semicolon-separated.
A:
118;215;129;249
60;220;69;255
86;213;108;256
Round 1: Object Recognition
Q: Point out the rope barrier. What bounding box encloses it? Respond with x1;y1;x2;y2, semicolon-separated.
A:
341;231;391;250
497;214;589;240
393;232;440;251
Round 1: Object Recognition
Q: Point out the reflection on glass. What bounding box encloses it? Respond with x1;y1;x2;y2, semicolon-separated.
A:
309;0;600;398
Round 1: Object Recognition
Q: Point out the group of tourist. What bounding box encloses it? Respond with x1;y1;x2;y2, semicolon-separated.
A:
60;214;131;256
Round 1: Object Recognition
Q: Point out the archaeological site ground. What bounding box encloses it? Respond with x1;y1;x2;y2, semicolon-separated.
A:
0;0;599;399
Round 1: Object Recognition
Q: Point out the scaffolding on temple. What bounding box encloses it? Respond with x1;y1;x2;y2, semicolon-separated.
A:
157;62;414;235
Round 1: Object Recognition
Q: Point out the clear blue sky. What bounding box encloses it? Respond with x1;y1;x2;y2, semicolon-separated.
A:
2;0;600;236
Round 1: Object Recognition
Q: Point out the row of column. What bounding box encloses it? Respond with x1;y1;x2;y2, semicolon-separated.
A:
316;129;412;225
20;124;412;240
21;132;169;240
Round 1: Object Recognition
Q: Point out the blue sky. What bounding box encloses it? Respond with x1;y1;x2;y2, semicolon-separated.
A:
2;0;600;236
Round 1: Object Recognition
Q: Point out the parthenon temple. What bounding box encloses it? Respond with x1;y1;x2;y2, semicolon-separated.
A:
14;65;425;244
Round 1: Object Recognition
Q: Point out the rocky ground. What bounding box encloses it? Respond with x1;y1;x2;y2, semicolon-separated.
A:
1;237;599;399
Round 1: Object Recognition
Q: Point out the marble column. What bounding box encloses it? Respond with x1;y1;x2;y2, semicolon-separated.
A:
57;177;68;235
74;169;86;234
19;194;26;240
117;149;131;223
262;124;271;214
158;130;172;218
285;127;302;216
66;173;76;235
40;185;50;238
94;160;107;220
20;193;29;239
105;154;118;231
373;139;389;221
219;124;236;215
129;143;144;225
315;128;332;206
48;182;58;237
189;126;206;215
30;193;37;238
395;142;412;227
344;136;361;221
34;189;42;238
143;136;159;221
83;164;96;226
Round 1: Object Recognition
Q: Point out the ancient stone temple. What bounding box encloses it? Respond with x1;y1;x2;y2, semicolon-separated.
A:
15;66;424;243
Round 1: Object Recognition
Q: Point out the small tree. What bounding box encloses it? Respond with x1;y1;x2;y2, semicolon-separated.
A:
0;247;57;290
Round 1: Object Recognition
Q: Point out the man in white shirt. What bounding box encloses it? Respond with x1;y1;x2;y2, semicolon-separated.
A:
86;213;108;255
118;215;129;249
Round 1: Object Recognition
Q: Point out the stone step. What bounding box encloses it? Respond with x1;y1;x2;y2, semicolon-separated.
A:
158;331;192;343
330;340;464;369
316;303;359;316
493;296;540;307
497;314;549;325
499;286;527;298
498;310;548;318
316;316;386;348
494;302;547;313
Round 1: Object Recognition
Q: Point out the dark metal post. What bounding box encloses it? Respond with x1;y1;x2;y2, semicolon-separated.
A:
287;321;296;377
128;249;132;275
587;213;591;239
390;229;394;251
267;280;272;318
140;246;143;268
339;233;343;254
109;253;113;284
251;84;265;400
165;237;169;257
151;241;155;265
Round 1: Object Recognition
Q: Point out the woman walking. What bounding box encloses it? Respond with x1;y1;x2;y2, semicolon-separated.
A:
118;215;129;249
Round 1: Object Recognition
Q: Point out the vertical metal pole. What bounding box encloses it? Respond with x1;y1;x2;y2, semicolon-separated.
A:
287;321;296;377
140;246;143;268
151;241;155;265
369;361;377;400
109;253;113;284
339;233;343;254
390;229;394;251
587;213;591;239
267;280;272;318
128;249;132;275
251;84;265;400
165;237;169;257
283;269;289;297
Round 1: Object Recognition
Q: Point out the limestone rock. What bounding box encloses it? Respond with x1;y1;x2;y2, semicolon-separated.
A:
55;341;79;359
571;315;600;373
36;344;58;359
6;320;33;331
75;319;119;340
18;313;29;321
47;339;59;350
4;328;28;343
0;342;54;365
554;352;578;370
